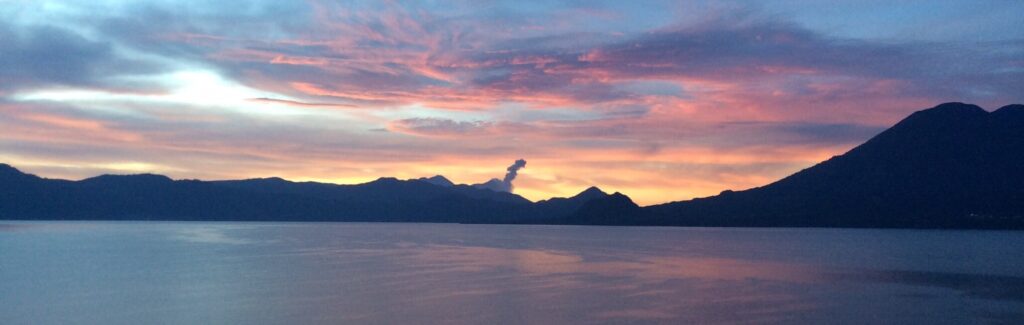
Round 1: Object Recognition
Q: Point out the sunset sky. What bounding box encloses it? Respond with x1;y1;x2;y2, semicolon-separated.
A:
1;1;1021;204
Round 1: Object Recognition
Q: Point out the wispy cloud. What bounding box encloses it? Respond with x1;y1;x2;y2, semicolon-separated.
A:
0;1;1021;204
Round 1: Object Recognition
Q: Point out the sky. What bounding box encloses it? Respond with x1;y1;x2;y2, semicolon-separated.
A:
1;0;1021;205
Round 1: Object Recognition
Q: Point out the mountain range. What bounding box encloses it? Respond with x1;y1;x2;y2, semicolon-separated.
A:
2;102;1022;229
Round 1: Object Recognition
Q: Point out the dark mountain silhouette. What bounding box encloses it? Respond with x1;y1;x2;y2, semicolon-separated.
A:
562;192;645;225
1;102;1022;228
641;103;1024;228
527;186;611;222
419;175;455;187
0;164;609;223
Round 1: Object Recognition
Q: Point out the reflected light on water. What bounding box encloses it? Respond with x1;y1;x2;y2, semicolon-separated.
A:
2;222;1023;324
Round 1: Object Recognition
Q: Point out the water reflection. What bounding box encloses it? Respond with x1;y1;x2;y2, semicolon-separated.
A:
1;222;1023;324
338;242;1024;322
173;226;255;245
0;223;32;231
830;269;1024;302
407;243;1024;302
403;244;817;282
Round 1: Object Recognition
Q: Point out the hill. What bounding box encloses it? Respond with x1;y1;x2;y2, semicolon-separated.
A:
2;102;1022;228
0;165;619;223
643;103;1024;228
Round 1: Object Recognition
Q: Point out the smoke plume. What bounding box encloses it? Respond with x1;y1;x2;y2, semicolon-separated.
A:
503;159;527;184
473;159;527;192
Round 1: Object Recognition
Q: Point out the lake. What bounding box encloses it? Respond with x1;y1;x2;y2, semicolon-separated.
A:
2;222;1023;324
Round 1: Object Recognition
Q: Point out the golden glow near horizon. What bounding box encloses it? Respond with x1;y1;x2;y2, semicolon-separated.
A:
1;1;1020;205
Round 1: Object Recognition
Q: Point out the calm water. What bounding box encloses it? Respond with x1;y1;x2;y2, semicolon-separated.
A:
2;222;1023;324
